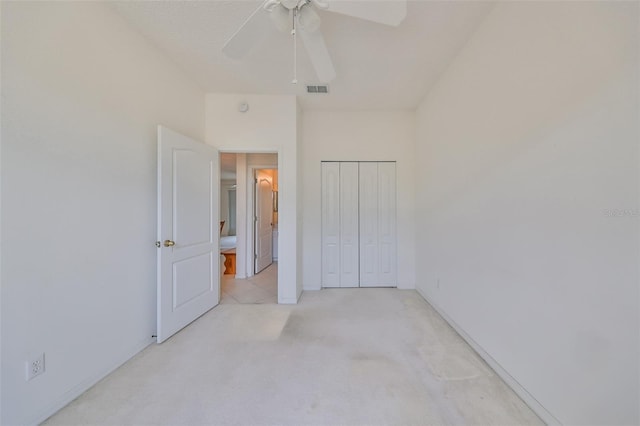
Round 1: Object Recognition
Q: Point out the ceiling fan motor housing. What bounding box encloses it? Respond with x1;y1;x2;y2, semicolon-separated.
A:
281;0;300;10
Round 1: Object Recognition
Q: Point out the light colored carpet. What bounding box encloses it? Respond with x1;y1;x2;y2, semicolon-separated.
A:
45;289;543;425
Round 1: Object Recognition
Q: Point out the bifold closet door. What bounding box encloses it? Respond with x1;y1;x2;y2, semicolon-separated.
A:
376;162;397;286
321;162;340;288
359;162;396;287
321;162;359;288
339;162;359;287
322;161;396;288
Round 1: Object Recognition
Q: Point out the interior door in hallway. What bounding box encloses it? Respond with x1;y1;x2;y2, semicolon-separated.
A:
157;126;219;343
255;171;274;274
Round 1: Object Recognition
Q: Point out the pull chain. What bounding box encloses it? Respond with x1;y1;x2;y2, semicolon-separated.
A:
292;8;298;84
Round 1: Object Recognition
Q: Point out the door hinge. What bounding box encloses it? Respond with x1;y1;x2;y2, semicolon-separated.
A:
155;241;161;248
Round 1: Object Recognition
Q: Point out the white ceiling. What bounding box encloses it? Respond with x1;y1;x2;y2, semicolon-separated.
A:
112;1;493;110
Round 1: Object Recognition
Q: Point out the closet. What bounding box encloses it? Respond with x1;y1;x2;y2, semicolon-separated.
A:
321;161;397;288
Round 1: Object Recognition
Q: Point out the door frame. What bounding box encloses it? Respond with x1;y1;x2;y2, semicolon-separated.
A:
216;149;280;285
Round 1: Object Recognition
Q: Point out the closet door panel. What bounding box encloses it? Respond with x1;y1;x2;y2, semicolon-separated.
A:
339;162;359;287
376;162;397;286
359;162;379;287
321;162;340;288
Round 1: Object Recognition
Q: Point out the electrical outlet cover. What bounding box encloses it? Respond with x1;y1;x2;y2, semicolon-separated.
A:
26;353;45;381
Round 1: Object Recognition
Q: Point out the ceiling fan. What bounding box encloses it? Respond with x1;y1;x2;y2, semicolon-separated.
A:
222;0;407;84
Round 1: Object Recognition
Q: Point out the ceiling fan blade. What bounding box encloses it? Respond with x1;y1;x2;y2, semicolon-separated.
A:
325;0;407;26
298;28;336;83
222;1;272;59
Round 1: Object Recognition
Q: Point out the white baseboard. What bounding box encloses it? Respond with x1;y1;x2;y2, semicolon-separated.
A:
302;284;414;291
415;287;561;426
303;285;321;291
29;335;155;426
397;282;415;290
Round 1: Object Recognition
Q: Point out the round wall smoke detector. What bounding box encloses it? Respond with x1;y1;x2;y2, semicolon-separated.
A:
238;102;249;113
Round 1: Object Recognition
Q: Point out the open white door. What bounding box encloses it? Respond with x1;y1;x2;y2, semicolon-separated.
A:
255;172;273;274
157;126;219;343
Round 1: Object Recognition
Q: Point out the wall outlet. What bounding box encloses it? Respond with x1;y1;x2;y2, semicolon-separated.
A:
26;353;45;381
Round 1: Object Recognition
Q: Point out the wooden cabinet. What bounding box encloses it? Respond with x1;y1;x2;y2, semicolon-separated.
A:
222;248;236;275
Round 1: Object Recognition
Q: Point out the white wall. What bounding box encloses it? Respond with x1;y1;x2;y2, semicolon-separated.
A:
205;94;301;303
247;153;278;167
415;2;639;425
235;154;249;278
301;111;416;290
1;2;205;425
296;102;304;297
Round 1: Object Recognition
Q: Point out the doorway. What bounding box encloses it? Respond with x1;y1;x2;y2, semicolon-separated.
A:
254;168;277;274
219;152;279;304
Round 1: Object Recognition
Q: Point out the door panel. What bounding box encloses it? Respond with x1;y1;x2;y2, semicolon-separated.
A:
157;126;219;343
359;162;379;287
174;151;212;247
377;162;397;286
173;253;213;309
339;162;359;287
321;162;340;287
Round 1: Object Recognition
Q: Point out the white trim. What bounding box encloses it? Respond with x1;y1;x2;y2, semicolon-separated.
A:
29;336;154;426
415;287;561;426
396;282;415;290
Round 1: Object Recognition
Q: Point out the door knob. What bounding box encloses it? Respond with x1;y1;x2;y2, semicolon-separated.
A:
164;240;175;247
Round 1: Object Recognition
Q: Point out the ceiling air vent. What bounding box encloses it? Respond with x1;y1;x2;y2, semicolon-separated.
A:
306;85;329;94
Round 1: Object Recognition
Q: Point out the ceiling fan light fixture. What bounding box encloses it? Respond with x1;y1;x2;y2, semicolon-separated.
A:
270;4;291;33
281;0;300;10
298;5;321;33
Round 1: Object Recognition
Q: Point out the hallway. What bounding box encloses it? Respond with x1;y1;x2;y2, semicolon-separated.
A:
221;262;278;304
45;289;542;425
